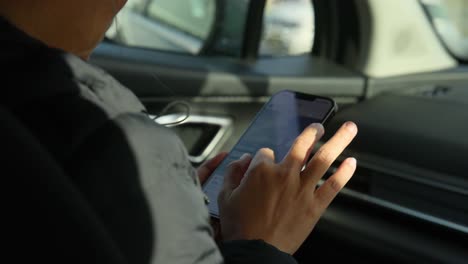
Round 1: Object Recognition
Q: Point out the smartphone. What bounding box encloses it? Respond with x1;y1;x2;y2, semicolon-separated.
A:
202;90;337;217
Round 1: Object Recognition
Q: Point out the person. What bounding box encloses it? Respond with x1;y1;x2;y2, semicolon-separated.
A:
0;0;358;263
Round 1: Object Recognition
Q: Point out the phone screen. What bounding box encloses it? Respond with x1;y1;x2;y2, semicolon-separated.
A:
202;90;336;217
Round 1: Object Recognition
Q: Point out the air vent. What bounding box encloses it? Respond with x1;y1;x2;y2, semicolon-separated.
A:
421;85;450;97
397;85;451;98
326;159;468;231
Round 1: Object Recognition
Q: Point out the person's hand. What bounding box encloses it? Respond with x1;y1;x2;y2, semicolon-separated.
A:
197;152;228;185
196;152;229;241
218;122;358;254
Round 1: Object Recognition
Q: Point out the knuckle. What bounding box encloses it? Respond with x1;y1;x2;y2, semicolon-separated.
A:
327;178;342;192
337;127;353;141
227;161;243;174
293;137;309;148
252;160;269;172
315;148;333;164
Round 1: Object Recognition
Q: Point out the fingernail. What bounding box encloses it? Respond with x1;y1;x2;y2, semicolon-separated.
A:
347;157;357;167
311;123;324;134
344;121;357;132
240;153;251;160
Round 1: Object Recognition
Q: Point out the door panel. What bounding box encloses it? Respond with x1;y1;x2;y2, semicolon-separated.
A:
91;42;365;164
92;43;364;98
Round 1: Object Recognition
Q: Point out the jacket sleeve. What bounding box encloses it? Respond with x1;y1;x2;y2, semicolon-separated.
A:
219;240;298;264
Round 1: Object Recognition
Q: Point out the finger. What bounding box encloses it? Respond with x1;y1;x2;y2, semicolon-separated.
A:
197;152;229;184
314;157;356;212
218;153;253;209
302;121;357;188
247;148;275;171
221;153;253;194
253;148;275;164
281;123;324;172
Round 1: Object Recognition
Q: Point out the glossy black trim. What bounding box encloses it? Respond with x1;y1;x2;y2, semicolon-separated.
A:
241;0;266;61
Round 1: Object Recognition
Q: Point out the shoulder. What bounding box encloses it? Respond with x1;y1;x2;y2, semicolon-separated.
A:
112;112;193;178
63;53;146;118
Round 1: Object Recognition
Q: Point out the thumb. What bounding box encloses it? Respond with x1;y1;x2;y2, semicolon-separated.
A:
221;154;252;197
197;152;228;184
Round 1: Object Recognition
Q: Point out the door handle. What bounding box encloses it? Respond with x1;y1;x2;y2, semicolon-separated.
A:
150;114;232;163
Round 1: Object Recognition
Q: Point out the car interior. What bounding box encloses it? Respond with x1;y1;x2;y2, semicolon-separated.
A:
93;0;468;262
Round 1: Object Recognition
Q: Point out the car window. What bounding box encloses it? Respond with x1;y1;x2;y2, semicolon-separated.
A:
420;0;468;60
260;0;314;57
106;0;314;57
146;0;215;39
106;0;219;54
